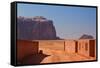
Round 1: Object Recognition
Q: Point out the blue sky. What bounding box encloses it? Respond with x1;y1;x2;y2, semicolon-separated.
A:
17;3;96;39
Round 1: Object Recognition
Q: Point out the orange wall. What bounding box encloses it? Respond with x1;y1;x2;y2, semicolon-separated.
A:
65;40;76;53
17;39;96;62
38;39;96;58
39;40;64;51
89;40;96;57
78;40;90;57
17;40;39;62
38;40;76;53
77;39;96;57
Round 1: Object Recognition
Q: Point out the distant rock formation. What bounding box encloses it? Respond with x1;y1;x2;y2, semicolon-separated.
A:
79;34;94;39
17;16;60;40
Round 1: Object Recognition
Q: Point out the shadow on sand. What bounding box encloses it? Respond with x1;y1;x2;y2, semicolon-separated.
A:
18;50;50;65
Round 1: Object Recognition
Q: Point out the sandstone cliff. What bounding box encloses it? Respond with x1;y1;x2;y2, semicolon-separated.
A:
17;16;59;40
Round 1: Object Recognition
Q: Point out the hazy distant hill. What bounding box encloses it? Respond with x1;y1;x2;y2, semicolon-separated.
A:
17;16;60;40
79;34;94;39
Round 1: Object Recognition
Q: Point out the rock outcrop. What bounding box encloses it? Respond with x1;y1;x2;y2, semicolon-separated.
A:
17;16;59;40
79;34;94;39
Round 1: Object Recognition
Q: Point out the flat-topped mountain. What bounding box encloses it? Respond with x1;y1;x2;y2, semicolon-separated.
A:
17;16;60;40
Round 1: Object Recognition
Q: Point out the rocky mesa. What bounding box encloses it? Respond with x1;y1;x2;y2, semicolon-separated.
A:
17;16;59;40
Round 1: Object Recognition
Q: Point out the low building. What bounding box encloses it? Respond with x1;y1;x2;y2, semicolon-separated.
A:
77;39;96;57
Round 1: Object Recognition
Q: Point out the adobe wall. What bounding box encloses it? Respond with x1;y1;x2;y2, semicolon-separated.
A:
78;40;90;57
77;39;96;58
17;40;39;62
16;39;96;63
38;40;77;53
89;40;96;57
65;40;76;53
38;39;96;58
94;40;96;58
39;40;65;51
